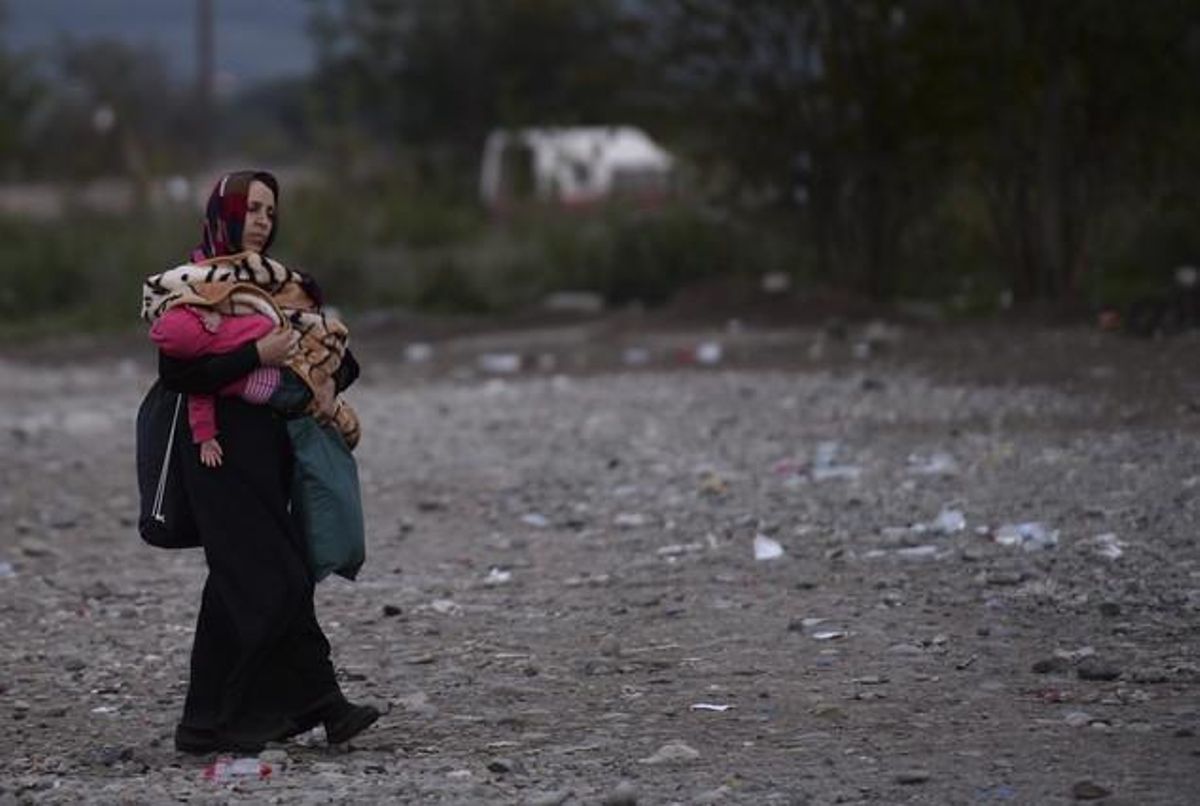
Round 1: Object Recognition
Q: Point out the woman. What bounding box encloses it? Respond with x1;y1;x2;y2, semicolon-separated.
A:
155;170;378;753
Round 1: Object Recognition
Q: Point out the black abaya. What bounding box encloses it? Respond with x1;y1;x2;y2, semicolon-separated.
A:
159;345;356;744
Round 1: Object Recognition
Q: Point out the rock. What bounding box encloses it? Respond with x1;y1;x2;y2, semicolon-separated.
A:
1097;601;1121;618
259;749;289;766
1032;657;1071;675
895;769;931;785
19;539;55;558
1077;659;1121;682
487;757;524;775
81;581;113;600
601;779;638;805
598;634;622;657
1064;711;1093;728
984;571;1025;587
64;658;87;672
813;704;846;720
524;790;573;806
692;784;732;803
382;604;403;617
639;741;700;764
1071;780;1111;800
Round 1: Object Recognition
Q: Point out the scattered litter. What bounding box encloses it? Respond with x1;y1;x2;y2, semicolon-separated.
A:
812;630;847;641
896;545;940;560
975;785;1018;801
90;705;118;714
993;522;1059;551
811;441;862;482
478;353;522;374
484;568;512;586
698;471;729;496
614;513;649;529
404;343;433;363
657;542;704;557
203;757;271;782
1090;533;1125;560
521;513;550;529
907;451;959;476
690;703;734;712
429;599;463;616
622;346;651;366
753;533;784;561
694;342;723;366
0;562;15;579
930;508;967;535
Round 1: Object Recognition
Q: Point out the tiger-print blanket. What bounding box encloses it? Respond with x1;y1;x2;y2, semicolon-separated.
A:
141;251;361;449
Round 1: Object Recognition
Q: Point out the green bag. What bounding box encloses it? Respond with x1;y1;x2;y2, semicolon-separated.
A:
287;416;365;581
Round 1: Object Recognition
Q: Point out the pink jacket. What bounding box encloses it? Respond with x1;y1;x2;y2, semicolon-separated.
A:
150;306;277;442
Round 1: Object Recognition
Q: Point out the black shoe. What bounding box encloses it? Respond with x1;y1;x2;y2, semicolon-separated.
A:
174;724;266;755
323;703;380;745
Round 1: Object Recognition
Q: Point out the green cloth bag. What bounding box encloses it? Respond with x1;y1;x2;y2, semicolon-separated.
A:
287;416;365;581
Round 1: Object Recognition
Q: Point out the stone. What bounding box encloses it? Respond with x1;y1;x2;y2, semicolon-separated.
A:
692;784;732;803
601;779;639;805
1032;657;1071;675
486;757;524;775
382;604;403;617
1097;601;1121;618
1071;780;1111;800
639;741;700;764
895;770;931;785
1077;659;1121;682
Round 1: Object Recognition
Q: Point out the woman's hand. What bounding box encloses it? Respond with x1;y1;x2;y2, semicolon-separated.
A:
255;329;300;366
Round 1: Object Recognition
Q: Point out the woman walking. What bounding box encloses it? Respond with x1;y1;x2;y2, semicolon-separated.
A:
145;170;378;753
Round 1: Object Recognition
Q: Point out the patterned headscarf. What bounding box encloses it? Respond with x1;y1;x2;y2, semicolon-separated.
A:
190;170;280;261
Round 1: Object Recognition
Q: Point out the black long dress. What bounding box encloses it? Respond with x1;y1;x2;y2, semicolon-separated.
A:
159;344;360;745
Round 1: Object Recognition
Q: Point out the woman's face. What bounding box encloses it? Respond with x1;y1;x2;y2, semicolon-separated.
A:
242;180;276;253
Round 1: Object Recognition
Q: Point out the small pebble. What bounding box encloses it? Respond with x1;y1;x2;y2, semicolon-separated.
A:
1071;780;1111;800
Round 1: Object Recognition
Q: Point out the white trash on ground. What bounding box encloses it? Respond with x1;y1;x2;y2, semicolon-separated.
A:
993;522;1059;551
753;533;784;561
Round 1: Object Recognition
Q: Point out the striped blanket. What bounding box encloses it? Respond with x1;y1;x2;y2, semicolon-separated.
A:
141;251;361;449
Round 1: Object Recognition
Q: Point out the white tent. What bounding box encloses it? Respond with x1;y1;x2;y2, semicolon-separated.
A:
480;126;674;209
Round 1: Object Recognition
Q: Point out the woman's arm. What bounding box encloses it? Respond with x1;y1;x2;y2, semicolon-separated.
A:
158;343;261;394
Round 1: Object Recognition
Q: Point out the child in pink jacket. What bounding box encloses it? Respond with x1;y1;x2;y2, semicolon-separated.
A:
150;306;309;467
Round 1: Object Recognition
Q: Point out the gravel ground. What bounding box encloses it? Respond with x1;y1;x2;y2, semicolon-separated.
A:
1;321;1198;804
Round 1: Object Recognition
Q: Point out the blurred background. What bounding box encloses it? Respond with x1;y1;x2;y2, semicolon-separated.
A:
1;0;1198;336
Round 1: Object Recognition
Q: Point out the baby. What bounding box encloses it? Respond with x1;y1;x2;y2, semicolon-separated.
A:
150;304;315;466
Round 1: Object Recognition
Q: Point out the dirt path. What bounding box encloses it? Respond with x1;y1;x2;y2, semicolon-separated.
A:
1;322;1198;804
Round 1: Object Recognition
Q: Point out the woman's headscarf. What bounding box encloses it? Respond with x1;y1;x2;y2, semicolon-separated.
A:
190;170;280;262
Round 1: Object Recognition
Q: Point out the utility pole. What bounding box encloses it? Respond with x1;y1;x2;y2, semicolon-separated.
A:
196;0;215;165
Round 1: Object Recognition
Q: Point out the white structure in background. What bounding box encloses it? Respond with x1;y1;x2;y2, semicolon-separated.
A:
480;126;674;211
